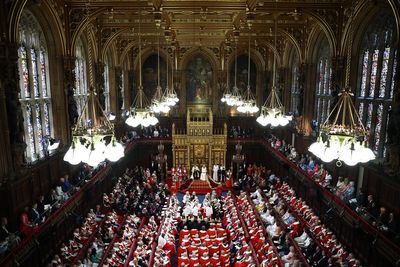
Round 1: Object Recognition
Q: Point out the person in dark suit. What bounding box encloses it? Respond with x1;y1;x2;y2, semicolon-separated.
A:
366;195;378;218
198;218;210;230
29;203;42;224
37;195;45;215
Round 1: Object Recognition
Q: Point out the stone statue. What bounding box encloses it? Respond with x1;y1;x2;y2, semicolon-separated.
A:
6;87;24;144
386;103;400;175
67;84;79;126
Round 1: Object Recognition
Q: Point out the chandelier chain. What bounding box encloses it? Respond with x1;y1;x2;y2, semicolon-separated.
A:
345;4;354;88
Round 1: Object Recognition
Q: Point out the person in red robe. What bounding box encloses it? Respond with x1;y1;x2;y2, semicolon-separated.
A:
199;252;210;266
20;206;38;237
210;253;220;267
178;254;190;267
189;252;199;267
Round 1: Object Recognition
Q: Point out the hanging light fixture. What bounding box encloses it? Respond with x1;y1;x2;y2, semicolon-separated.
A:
162;44;179;107
308;6;375;167
221;41;232;103
237;32;259;114
126;11;159;128
151;29;170;114
64;89;125;167
257;15;292;127
226;39;243;107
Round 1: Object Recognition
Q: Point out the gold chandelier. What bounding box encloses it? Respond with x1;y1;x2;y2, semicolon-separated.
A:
308;7;375;166
257;15;291;127
125;11;159;128
64;89;124;167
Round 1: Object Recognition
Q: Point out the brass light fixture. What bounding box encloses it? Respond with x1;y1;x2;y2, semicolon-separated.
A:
257;15;292;127
308;5;375;166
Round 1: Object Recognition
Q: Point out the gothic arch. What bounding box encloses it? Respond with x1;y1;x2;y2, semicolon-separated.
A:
179;47;219;72
309;30;331;65
306;24;332;65
279;29;303;63
303;10;337;55
388;0;400;42
70;7;107;56
13;2;66;57
226;47;265;74
349;4;396;57
101;28;131;66
137;46;171;71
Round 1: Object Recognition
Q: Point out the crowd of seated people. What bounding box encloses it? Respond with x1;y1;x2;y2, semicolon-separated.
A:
47;165;168;267
2;164;102;258
266;134;399;240
15;163;99;244
50;168;135;266
0;217;21;255
252;186;322;266
236;192;284;267
128;216;159;266
234;163;269;191
121;126;170;143
153;195;180;266
270;179;362;266
223;192;258;266
176;191;229;267
229;126;255;139
181;191;223;220
102;214;142;266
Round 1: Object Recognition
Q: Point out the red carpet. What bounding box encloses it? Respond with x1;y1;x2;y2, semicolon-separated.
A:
165;177;232;194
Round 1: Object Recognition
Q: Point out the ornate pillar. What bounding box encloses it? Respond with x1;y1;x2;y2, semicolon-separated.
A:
95;62;105;110
300;62;312;135
330;55;345;111
128;69;135;107
385;48;400;175
0;74;12;184
1;42;26;174
114;66;123;116
63;56;78;132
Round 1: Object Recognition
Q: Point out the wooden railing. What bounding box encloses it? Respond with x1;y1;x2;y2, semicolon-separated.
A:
0;137;172;267
258;138;400;266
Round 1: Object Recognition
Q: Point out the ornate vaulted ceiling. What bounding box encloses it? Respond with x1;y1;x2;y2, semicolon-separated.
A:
62;0;347;64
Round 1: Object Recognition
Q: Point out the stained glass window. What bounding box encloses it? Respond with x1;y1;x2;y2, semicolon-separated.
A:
357;11;396;158
314;42;332;123
104;63;110;112
121;71;125;109
389;51;397;99
360;51;368;98
31;48;39;98
39;51;47;98
18;11;52;162
290;51;301;116
19;46;30;98
75;38;88;119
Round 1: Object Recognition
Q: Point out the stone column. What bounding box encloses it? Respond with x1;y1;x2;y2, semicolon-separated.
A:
108;66;116;113
95;62;105;110
1;42;26;173
0;75;12;184
114;66;123;115
63;56;78;132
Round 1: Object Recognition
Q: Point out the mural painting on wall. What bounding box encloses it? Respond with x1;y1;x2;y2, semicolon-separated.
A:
142;54;167;98
186;54;213;103
230;54;257;95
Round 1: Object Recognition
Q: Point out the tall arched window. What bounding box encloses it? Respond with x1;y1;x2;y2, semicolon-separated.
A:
104;62;110;112
314;43;332;123
75;38;88;118
290;51;301;116
120;71;125;109
18;11;53;162
357;11;397;157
